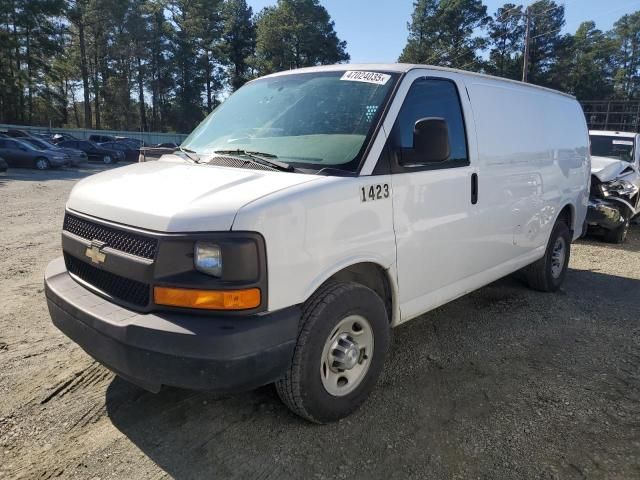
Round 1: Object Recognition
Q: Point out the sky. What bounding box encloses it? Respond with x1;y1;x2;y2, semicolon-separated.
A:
247;0;640;63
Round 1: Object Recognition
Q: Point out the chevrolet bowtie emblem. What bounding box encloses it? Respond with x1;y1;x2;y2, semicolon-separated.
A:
85;240;106;264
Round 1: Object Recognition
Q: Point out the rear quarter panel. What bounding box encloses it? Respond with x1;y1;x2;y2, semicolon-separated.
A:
465;79;590;247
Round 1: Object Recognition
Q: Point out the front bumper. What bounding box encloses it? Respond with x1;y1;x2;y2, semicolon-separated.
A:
50;157;69;167
44;257;300;393
586;197;629;230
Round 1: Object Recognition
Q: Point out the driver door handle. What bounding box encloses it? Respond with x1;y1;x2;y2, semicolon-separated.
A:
471;173;478;205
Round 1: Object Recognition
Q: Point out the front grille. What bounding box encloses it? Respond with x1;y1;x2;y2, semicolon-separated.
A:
64;253;150;307
63;214;157;260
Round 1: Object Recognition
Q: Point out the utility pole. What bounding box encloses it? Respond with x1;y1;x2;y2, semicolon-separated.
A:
522;6;531;83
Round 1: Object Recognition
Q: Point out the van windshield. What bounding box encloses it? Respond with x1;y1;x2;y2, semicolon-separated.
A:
590;135;635;163
181;71;399;173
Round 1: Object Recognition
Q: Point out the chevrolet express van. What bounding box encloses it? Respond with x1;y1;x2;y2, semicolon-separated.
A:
45;64;590;423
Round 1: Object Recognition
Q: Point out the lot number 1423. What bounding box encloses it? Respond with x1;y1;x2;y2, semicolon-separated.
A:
360;184;390;202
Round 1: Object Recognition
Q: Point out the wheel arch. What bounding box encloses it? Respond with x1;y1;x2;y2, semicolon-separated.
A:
303;260;398;325
34;156;49;168
556;202;575;233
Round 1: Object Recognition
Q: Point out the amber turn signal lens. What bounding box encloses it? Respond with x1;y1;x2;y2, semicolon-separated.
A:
154;287;261;310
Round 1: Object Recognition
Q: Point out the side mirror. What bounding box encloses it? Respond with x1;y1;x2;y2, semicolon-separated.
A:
412;117;450;163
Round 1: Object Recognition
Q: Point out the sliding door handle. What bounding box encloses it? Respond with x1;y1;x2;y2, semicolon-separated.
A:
471;173;478;205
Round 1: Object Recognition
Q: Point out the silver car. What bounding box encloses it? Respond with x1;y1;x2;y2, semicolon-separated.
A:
0;138;69;169
21;137;87;167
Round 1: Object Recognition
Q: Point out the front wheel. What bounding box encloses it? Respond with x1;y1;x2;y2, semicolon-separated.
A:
276;282;390;423
102;155;113;164
525;220;571;292
34;157;50;170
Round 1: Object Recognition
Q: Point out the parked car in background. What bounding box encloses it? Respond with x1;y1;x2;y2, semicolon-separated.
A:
20;137;87;167
115;137;144;148
5;128;31;138
57;139;123;164
0;138;69;169
154;142;179;149
0;156;7;172
586;130;640;243
33;133;55;141
98;141;139;162
51;133;79;144
89;134;115;143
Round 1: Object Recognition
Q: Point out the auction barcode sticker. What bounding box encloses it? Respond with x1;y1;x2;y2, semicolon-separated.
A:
341;71;391;85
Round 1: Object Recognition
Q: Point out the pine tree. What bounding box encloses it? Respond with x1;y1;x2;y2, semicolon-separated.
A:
525;0;565;86
611;12;640;99
253;0;349;75
399;0;489;69
485;3;524;79
220;0;255;91
550;22;615;99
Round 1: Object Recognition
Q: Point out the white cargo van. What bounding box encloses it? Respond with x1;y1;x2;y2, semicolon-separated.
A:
45;64;590;423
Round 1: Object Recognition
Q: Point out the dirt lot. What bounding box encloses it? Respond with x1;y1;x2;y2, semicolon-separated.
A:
0;166;639;480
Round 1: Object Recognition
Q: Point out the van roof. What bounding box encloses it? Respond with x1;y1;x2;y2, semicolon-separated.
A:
262;63;576;99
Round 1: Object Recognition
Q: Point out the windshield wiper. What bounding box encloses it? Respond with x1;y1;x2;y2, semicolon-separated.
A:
178;146;200;163
213;149;294;172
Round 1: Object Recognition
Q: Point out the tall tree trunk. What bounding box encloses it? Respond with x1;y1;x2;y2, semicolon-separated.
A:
205;51;212;112
136;55;147;131
99;53;109;126
26;26;33;123
78;20;92;128
13;17;24;122
61;80;69;125
93;41;101;129
71;85;81;127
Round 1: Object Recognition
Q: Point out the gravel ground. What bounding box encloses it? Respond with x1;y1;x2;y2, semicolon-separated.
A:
0;166;639;480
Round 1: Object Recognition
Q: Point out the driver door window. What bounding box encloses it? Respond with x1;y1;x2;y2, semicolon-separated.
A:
391;78;469;171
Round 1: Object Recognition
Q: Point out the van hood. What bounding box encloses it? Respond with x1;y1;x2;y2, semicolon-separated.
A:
67;157;320;232
591;155;636;182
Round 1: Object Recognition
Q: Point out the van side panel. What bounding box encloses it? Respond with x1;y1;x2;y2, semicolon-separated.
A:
465;80;590;251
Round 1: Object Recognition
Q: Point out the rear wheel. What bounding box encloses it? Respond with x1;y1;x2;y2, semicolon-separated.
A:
525;220;571;292
276;282;390;423
102;155;113;164
34;157;50;170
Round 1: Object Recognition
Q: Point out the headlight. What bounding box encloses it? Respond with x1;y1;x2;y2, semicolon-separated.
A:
194;241;222;277
599;179;639;199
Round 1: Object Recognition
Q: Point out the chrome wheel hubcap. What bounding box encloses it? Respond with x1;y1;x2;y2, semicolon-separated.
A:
320;315;373;397
36;159;47;169
551;236;566;279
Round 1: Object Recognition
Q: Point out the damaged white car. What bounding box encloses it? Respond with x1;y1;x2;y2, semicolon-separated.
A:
586;130;640;243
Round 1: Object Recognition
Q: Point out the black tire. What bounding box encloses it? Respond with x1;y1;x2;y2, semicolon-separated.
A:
34;157;50;170
275;281;390;423
525;220;571;292
603;218;629;244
